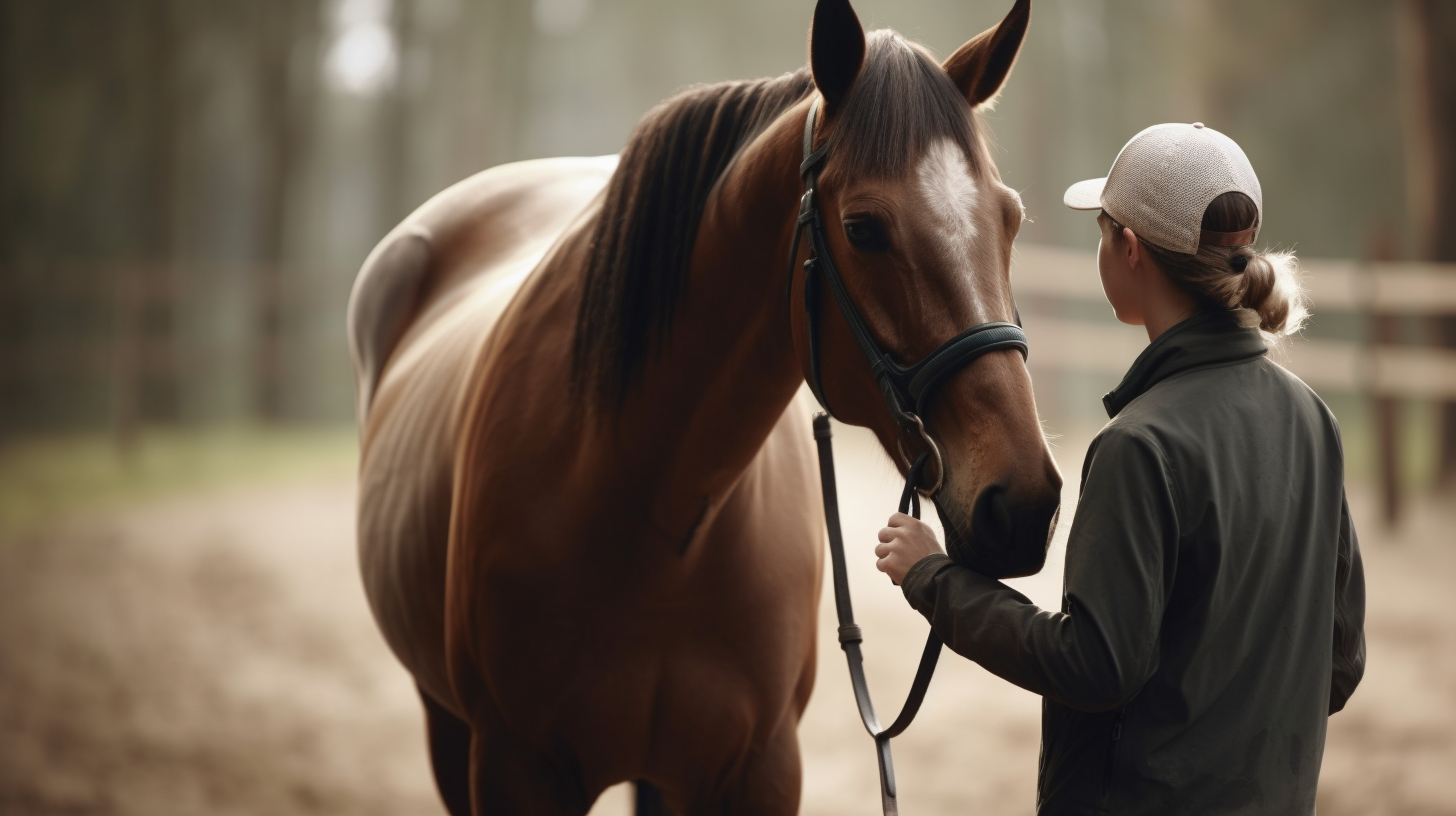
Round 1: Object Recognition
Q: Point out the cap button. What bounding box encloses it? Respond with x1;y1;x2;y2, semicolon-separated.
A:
1192;122;1205;129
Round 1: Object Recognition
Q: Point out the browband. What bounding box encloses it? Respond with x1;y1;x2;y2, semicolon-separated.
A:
789;97;1028;428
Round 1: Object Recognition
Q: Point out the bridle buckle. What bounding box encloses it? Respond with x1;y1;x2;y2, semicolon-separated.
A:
797;189;816;225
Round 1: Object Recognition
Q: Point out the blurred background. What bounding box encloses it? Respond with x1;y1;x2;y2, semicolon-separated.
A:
1;1;1453;814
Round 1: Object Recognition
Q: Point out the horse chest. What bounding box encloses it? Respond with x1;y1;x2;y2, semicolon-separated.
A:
450;424;822;731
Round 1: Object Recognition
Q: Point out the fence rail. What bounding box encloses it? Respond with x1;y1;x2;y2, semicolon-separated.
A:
0;263;354;433
1011;245;1456;399
4;251;1454;428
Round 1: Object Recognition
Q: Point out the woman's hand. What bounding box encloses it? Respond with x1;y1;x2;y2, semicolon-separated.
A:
875;513;946;585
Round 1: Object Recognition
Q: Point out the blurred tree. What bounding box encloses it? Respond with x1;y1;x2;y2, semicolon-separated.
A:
253;0;320;421
1409;0;1456;486
0;0;186;435
0;0;1438;442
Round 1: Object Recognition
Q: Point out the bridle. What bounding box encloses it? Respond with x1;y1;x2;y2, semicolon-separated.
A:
789;96;1028;496
789;96;1030;816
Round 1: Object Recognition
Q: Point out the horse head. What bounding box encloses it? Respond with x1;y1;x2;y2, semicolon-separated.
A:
791;0;1062;578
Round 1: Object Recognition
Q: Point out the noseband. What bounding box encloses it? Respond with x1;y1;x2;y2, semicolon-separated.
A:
791;97;1030;816
788;97;1029;495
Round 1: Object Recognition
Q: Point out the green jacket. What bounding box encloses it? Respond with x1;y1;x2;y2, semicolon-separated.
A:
903;310;1366;815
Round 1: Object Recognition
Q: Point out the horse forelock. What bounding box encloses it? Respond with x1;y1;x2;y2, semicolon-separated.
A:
821;30;985;185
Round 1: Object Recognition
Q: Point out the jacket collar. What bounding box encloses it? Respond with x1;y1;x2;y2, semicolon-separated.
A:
1102;310;1267;418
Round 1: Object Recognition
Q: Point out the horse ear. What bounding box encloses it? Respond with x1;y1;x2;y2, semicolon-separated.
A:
809;0;865;112
942;0;1030;109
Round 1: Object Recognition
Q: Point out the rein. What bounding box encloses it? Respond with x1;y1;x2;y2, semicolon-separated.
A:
789;97;1030;815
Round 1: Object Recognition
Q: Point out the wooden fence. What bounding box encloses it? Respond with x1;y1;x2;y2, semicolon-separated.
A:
1010;245;1456;524
3;250;1452;519
1011;245;1456;397
0;263;355;438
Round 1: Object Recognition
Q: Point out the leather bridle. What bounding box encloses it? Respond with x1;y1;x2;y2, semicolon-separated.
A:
790;96;1030;816
789;96;1029;496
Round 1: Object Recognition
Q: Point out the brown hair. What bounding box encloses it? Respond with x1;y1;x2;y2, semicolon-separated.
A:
1100;192;1308;336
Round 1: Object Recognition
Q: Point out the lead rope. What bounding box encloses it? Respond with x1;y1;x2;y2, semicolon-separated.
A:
812;412;943;816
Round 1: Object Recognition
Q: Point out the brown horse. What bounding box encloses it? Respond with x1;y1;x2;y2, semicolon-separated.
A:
347;0;1059;813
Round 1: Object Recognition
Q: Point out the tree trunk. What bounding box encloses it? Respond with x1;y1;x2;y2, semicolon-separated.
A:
252;0;318;421
1412;0;1456;486
134;0;181;429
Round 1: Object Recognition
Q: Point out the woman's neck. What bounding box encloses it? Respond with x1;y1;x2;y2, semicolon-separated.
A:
1138;263;1201;343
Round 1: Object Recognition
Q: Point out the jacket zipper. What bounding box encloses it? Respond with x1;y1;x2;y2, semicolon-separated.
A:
1099;708;1126;811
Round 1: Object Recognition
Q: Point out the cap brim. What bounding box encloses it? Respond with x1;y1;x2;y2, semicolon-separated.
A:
1063;178;1107;210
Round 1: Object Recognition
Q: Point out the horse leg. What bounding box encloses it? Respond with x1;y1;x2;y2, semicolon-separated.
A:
693;717;802;816
635;781;679;816
419;685;473;816
467;707;592;816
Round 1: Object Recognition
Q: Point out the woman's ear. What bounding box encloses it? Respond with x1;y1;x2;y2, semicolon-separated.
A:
809;0;866;113
942;0;1030;109
1122;227;1144;273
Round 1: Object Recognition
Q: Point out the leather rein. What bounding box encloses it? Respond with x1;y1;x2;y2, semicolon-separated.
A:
788;97;1030;815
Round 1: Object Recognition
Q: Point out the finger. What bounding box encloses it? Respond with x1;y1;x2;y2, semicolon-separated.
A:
877;556;901;584
877;527;894;543
887;512;913;527
874;540;890;558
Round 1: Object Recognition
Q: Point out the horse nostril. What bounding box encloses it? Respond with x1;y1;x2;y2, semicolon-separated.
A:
957;480;1060;579
971;483;1015;550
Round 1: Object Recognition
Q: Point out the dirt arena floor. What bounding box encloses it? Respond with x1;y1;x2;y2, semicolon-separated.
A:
2;422;1453;815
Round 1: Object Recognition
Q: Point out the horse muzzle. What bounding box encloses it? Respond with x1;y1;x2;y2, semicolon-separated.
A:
938;474;1061;579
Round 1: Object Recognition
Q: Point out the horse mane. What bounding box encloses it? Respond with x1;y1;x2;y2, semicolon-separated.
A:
571;68;814;408
572;30;983;409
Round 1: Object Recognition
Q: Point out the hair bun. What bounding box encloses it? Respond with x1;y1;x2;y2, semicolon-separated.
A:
1129;191;1308;338
1236;250;1306;335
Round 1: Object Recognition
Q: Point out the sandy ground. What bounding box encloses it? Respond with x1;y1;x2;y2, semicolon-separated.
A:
1;423;1453;816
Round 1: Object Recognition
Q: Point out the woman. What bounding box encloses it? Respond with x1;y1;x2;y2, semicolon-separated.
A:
874;122;1366;814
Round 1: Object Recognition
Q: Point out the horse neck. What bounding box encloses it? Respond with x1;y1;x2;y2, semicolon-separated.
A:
610;110;808;534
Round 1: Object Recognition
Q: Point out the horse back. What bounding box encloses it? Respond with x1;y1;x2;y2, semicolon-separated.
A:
348;155;618;423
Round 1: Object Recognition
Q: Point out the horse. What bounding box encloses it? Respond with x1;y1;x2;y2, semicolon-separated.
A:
346;0;1060;812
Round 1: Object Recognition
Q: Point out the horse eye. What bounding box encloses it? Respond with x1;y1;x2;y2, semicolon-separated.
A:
843;218;889;252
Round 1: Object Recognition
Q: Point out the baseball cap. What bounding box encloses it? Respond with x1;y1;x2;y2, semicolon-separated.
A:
1063;122;1263;254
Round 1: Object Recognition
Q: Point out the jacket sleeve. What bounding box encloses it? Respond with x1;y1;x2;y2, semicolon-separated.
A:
1328;490;1366;714
901;427;1179;712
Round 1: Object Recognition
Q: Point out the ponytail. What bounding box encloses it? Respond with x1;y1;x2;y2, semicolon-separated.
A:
1230;246;1306;335
1104;192;1308;337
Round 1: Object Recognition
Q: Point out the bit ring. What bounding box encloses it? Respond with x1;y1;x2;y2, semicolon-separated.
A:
895;412;945;497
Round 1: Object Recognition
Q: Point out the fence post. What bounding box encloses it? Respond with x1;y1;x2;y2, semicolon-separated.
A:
112;265;140;461
1368;228;1402;527
1374;310;1402;527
